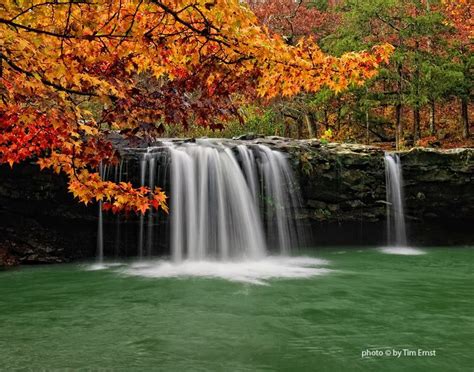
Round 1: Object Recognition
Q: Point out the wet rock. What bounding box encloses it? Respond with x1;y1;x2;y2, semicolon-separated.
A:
0;245;19;267
0;139;473;264
233;133;264;141
0;163;97;266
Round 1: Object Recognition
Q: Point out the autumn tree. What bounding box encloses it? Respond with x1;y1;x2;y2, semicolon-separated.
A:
247;0;344;138
442;0;472;138
321;0;471;147
244;0;471;146
0;0;392;212
249;0;339;45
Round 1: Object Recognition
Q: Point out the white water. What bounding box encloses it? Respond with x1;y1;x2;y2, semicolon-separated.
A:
382;154;425;255
384;153;408;247
258;145;305;254
119;257;331;285
113;160;123;258
170;143;268;261
379;247;426;256
96;140;308;264
138;154;147;259
96;162;105;263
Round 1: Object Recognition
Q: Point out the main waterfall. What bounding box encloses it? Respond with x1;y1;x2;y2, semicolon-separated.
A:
98;139;308;262
169;143;268;261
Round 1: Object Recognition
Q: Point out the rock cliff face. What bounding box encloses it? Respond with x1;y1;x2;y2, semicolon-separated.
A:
232;137;473;246
287;140;473;246
1;137;473;266
0;165;97;266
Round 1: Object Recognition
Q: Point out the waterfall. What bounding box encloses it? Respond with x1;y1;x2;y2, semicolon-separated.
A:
384;153;408;247
137;154;147;259
113;160;123;258
96;162;105;264
98;140;307;261
258;145;306;255
146;156;156;257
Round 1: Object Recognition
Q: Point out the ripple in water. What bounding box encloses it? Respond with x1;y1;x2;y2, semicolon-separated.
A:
379;247;426;256
115;256;331;285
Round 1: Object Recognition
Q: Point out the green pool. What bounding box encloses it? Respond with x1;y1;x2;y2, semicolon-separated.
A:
0;247;472;371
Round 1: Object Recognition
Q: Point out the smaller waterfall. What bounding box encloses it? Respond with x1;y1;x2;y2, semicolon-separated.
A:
113;160;123;258
137;154;147;259
96;162;105;263
384;153;407;247
146;156;156;257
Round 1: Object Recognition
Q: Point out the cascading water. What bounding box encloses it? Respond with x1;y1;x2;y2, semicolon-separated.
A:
113;160;124;258
384;153;407;247
382;153;425;256
91;139;332;281
170;143;268;261
97;139;308;262
257;145;306;254
96;162;104;264
137;153;147;259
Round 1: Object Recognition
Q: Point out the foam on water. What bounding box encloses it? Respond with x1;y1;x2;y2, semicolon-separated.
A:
85;262;125;271
379;247;426;256
116;256;331;285
85;263;108;271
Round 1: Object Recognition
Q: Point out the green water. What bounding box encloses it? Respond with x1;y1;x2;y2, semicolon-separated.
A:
0;247;472;371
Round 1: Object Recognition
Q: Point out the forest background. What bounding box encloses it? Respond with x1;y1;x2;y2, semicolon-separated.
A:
177;0;473;149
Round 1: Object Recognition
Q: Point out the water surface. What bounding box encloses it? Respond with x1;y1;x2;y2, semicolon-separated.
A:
0;247;472;371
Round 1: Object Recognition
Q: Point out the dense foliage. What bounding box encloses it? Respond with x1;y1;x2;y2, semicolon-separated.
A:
243;0;472;148
0;0;392;213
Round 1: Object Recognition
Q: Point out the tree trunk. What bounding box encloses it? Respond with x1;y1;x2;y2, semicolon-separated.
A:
284;118;291;138
396;62;403;150
462;97;470;138
323;109;329;130
311;112;318;138
365;109;370;145
429;100;436;136
304;114;314;138
413;107;421;142
396;103;402;149
336;106;342;132
413;45;421;143
297;118;303;139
